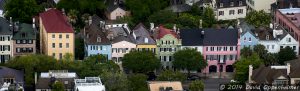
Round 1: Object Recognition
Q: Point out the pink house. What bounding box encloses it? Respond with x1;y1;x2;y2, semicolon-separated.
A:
202;29;240;73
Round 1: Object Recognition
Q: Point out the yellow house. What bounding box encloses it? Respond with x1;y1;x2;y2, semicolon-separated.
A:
39;9;74;60
132;23;156;53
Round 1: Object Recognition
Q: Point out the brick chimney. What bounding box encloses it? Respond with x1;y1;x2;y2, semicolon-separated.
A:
248;65;253;83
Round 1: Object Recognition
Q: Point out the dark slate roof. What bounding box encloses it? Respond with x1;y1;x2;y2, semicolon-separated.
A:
180;29;203;46
240;19;255;36
106;0;126;13
35;78;75;89
166;4;192;13
107;27;136;44
286;59;300;78
203;29;238;46
249;26;288;41
0;66;24;84
12;23;36;40
215;0;246;8
0;17;12;35
195;0;212;6
0;0;9;11
252;65;288;84
84;15;110;45
132;23;156;45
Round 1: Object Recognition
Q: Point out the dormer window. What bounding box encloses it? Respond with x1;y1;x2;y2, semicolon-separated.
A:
266;35;270;40
239;1;243;6
97;37;101;42
287;38;291;42
230;2;234;6
144;38;149;43
220;3;223;7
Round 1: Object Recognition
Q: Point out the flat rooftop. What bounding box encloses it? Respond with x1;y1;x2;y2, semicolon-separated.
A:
278;8;300;28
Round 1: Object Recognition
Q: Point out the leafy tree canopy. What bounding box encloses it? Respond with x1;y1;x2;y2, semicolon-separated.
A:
277;46;297;64
189;80;205;91
157;70;186;82
4;0;42;23
122;50;161;73
245;10;271;28
52;81;65;91
202;7;216;28
240;47;253;58
128;74;149;91
173;48;207;76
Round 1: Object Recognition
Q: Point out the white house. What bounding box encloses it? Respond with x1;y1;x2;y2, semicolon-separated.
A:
105;0;128;20
246;0;276;13
0;17;12;63
74;77;105;91
213;0;247;20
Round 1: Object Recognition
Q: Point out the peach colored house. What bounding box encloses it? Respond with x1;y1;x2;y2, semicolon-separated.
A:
39;9;74;60
105;0;129;20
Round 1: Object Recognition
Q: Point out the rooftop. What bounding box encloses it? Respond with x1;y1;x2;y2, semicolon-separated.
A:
203;29;238;46
74;77;105;91
0;66;24;84
39;8;74;33
35;78;75;89
278;8;300;28
83;15;110;45
12;23;36;40
0;17;12;35
147;81;183;91
132;23;156;45
156;26;179;39
215;0;246;8
40;70;77;78
180;29;204;46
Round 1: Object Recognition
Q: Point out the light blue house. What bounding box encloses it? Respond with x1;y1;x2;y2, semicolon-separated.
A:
240;20;258;49
83;15;112;60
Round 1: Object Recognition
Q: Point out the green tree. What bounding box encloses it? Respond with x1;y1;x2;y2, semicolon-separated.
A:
177;13;200;28
173;48;207;76
245;10;271;28
253;44;268;59
240;47;253;58
189;80;205;91
125;0;169;23
4;0;42;23
62;53;74;61
52;81;65;91
264;53;278;66
100;71;129;91
278;46;297;64
157;70;186;82
234;53;263;83
202;7;216;28
148;10;177;25
57;0;104;14
189;5;202;16
128;74;149;91
122;50;161;73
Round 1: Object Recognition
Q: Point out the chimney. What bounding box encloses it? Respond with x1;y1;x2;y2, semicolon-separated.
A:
287;63;291;75
9;17;12;27
248;65;253;83
32;18;36;28
199;19;203;28
88;16;92;25
173;24;177;31
150;23;154;31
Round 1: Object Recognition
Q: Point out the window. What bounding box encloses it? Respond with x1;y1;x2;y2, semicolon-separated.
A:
266;35;270;40
229;10;235;15
3;78;14;84
28;40;32;44
229;55;233;60
280;46;283;49
22;40;26;43
238;9;243;14
220;3;223;7
16;40;20;44
66;34;69;38
59;43;62;48
97;37;101;42
224;47;227;51
210;47;214;51
163;56;167;61
249;37;251;42
293;46;296;50
287;38;291;42
219;11;224;16
52;43;55;48
59;53;62;60
169;56;172;61
239;1;243;6
272;45;275;49
230;47;233;51
7;36;10;41
59;34;62;39
52;34;55;38
52;53;55;57
66;43;69;48
267;45;269;49
244;37;246;41
206;47;209;51
230;2;234;6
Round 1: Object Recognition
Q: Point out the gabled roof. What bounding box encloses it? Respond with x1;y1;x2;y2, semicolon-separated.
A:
12;23;36;40
83;15;110;45
252;65;288;84
132;23;156;45
0;17;12;35
203;29;238;46
156;26;179;39
0;66;24;84
39;8;74;33
106;0;126;13
180;29;203;46
286;59;300;78
215;0;246;8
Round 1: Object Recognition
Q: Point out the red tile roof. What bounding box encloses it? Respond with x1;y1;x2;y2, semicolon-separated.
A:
157;26;178;39
40;9;74;33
